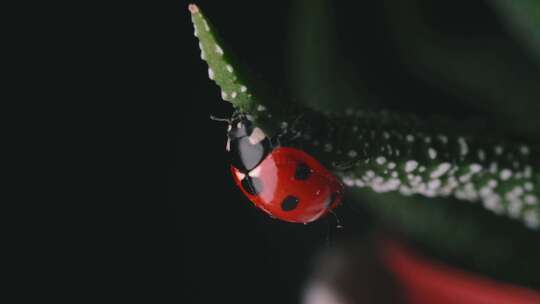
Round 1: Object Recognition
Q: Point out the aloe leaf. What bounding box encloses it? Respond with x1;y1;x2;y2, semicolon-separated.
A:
189;4;540;230
324;111;540;230
489;0;540;66
288;0;371;113
383;1;540;140
189;4;253;111
189;3;307;137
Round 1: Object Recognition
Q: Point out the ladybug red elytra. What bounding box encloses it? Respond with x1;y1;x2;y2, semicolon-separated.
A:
225;113;344;224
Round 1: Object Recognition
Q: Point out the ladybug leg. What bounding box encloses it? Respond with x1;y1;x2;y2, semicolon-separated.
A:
328;209;343;229
271;132;287;148
271;128;303;147
232;110;247;121
272;113;307;146
209;115;231;123
210;110;246;123
270;124;290;147
288;113;306;135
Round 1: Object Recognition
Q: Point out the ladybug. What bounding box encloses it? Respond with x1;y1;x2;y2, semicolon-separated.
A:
224;113;344;224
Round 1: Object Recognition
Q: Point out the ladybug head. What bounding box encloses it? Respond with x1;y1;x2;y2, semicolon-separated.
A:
227;115;253;140
226;114;272;173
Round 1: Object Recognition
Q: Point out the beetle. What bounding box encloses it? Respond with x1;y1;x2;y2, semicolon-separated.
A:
223;113;344;224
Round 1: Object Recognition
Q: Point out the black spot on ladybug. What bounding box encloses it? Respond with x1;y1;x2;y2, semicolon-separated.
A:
241;176;263;195
294;162;311;180
281;195;299;211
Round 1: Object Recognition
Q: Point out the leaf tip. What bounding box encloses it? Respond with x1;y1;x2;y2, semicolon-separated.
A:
188;4;199;14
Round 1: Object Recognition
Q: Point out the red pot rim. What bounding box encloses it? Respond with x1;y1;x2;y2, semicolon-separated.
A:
379;239;540;304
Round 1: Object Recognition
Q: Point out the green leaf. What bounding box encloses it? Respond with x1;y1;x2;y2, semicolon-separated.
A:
288;0;372;113
189;4;540;230
189;4;253;110
189;3;306;137
310;111;540;230
383;1;540;140
490;0;540;66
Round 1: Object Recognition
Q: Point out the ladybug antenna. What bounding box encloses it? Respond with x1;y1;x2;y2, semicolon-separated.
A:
209;115;231;123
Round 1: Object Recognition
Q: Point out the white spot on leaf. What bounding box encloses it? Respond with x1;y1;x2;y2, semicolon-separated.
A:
478;149;485;161
500;169;512;181
430;163;451;178
469;164;482;173
524;195;538;205
405;160;418;172
428;148;437;159
458;137;468;156
215;45;224;56
428;179;441;189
